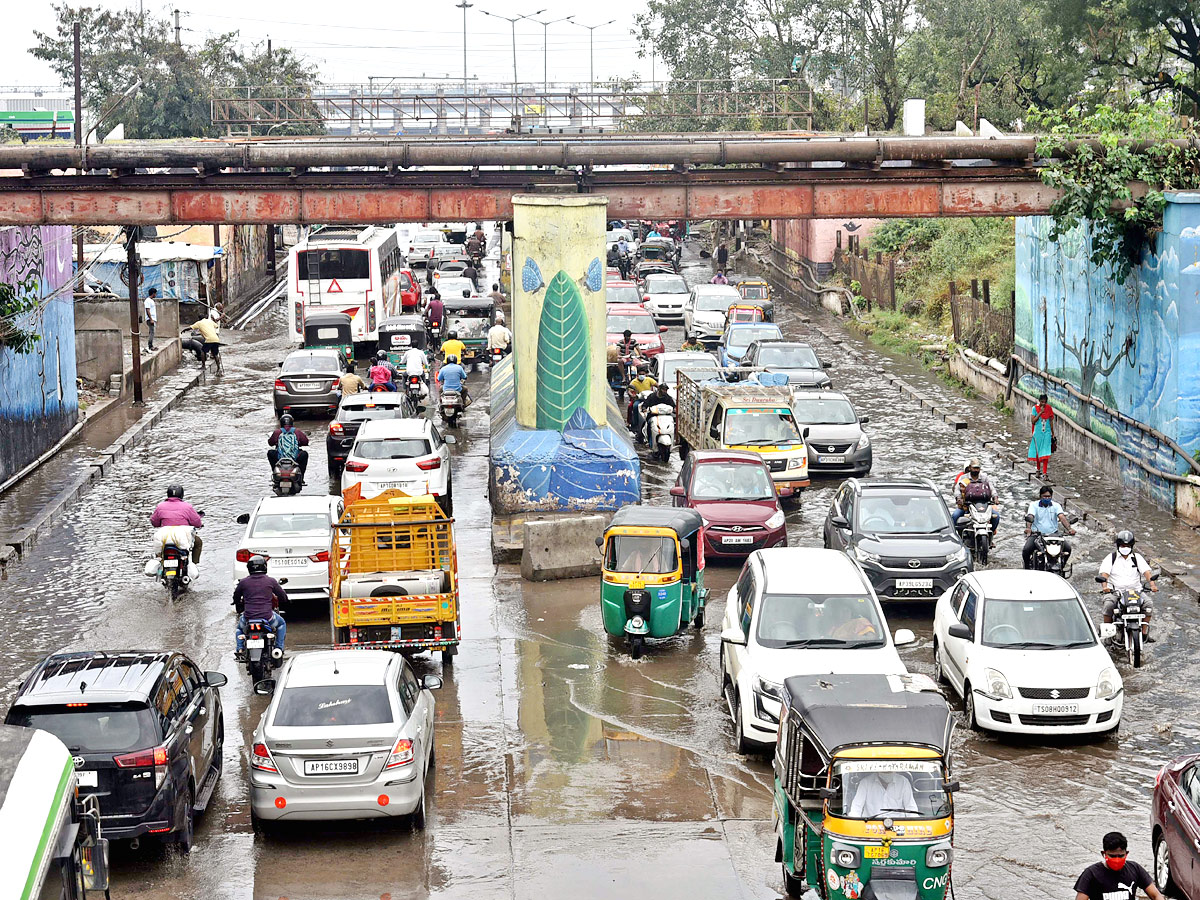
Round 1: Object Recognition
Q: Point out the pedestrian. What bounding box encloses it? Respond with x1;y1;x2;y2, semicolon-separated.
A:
716;242;729;272
1028;392;1056;477
143;288;158;351
1072;831;1163;900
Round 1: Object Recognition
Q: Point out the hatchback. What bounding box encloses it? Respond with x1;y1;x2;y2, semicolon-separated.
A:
933;570;1122;736
326;392;418;477
605;281;643;307
641;272;689;322
340;417;454;511
671;450;787;559
5;650;227;851
249;651;442;827
1153;752;1200;897
233;494;343;604
606;304;667;358
790;391;872;476
274;349;344;417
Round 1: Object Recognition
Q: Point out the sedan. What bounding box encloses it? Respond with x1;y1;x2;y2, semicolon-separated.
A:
739;340;832;389
274;349;344;417
249;650;442;827
640;272;689;322
606;304;667;358
341;417;454;512
933;570;1122;736
327;392;418;477
1153;752;1200;897
791;391;872;476
233;494;343;604
670;450;786;559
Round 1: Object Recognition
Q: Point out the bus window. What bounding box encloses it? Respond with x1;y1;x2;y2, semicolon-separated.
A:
299;249;370;280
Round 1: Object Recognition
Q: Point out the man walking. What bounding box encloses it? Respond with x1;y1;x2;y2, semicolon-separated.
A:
144;288;158;351
716;242;729;272
1073;831;1163;900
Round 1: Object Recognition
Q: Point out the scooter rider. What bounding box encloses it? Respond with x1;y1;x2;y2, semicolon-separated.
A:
951;458;1000;534
640;381;676;445
233;554;287;661
438;354;471;407
616;235;631;278
627;362;657;442
403;344;429;382
487;312;512;356
150;484;204;563
267;414;310;481
1022;484;1075;569
1098;530;1158;641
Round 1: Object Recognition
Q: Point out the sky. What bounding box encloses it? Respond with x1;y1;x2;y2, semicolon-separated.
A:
0;1;656;89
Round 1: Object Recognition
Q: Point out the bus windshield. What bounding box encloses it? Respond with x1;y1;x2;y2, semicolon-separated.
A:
831;759;950;820
299;248;370;280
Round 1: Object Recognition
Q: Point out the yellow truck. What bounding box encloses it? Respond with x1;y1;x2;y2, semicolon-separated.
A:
330;490;460;662
675;370;810;496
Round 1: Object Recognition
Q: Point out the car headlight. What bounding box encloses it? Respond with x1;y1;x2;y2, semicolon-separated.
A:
754;676;783;701
1096;667;1120;700
765;510;786;530
926;844;953;868
951;544;970;563
853;546;880;565
832;844;862;869
856;433;870;450
787;455;806;469
984;668;1012;699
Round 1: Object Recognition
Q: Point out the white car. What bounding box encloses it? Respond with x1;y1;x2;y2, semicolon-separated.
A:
435;277;475;299
606;227;639;255
233;495;343;603
684;284;742;342
340;417;454;512
720;548;916;752
933;570;1123;736
407;228;447;267
654;351;722;400
641;272;690;321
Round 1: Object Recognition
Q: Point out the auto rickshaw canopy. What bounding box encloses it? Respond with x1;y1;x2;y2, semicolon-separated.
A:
304;311;353;342
606;505;704;541
378;315;429;351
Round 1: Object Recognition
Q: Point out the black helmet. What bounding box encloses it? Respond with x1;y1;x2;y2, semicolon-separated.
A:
1115;530;1135;547
448;331;458;340
167;483;184;499
279;413;294;428
247;554;268;575
446;355;458;365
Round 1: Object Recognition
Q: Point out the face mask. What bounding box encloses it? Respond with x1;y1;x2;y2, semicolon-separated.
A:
1105;856;1127;871
969;471;980;479
1040;498;1052;507
1119;546;1132;557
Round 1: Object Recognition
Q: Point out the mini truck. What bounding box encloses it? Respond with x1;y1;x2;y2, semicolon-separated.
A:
675;370;810;496
330;490;460;662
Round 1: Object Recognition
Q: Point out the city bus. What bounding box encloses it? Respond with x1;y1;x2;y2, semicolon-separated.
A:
287;225;404;357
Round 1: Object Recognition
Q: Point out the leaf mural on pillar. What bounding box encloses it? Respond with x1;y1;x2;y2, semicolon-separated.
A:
536;270;590;431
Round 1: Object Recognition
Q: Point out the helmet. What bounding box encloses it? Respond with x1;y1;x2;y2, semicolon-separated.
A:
1115;530;1135;547
376;350;388;361
247;554;268;575
446;355;459;365
279;413;294;428
462;289;471;298
167;483;184;499
448;331;458;340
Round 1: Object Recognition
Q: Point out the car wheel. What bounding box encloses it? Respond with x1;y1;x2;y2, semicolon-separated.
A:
963;683;980;732
733;693;752;755
933;641;947;685
1155;833;1179;896
175;785;195;853
410;784;428;831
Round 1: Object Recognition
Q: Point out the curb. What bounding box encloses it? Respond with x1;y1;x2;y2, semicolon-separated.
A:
0;369;202;576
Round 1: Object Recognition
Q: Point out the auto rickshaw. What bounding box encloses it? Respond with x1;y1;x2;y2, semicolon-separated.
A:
734;277;775;321
302;311;354;368
772;673;957;900
636;243;679;273
378;315;429;367
597;506;708;659
727;303;766;324
442;296;495;364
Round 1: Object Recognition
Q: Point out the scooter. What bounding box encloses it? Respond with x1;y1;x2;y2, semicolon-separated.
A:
957;501;995;566
440;389;464;427
1096;575;1156;668
272;457;303;496
646;402;675;463
243;617;284;683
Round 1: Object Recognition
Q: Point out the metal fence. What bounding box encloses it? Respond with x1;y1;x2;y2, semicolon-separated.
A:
949;280;1014;358
833;233;895;311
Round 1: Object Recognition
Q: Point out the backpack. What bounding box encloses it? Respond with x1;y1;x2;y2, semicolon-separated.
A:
963;480;991;503
276;429;300;461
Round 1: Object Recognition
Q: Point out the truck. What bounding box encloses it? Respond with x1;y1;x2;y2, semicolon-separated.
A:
330;490;460;662
675;371;810;496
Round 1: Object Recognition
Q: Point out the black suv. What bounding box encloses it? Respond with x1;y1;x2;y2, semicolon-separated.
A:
5;651;226;851
739;340;832;389
326;392;418;476
822;477;970;601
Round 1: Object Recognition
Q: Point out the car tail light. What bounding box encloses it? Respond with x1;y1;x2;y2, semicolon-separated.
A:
251;742;278;773
329;379;340;391
309;550;330;562
236;549;252;563
274;379;286;391
115;745;169;789
416;457;442;471
345;460;369;473
329;421;344;436
385;737;414;769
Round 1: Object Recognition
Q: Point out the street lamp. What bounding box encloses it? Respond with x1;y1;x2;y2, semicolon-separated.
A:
480;7;545;124
456;0;472;131
569;19;616;99
528;14;573;96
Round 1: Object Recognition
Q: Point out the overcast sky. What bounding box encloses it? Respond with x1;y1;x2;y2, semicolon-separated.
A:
1;1;655;88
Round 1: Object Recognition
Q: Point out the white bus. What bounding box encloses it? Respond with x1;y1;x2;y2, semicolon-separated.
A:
287;225;404;355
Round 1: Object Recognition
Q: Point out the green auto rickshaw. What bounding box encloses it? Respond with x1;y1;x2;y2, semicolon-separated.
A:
774;673;958;900
378;315;429;367
443;296;494;365
597;506;708;659
303;311;354;368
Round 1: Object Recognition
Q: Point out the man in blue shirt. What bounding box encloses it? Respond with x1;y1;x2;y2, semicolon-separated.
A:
437;354;470;407
1022;484;1076;568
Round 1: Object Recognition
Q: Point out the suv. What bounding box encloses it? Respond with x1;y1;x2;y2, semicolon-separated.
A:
5;650;227;851
823;478;971;602
739;340;832;389
326;392;418;477
340;417;454;511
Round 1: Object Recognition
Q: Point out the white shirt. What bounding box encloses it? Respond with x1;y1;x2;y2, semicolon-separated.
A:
848;773;918;819
1098;550;1151;592
488;324;512;351
403;348;428;376
144;296;157;322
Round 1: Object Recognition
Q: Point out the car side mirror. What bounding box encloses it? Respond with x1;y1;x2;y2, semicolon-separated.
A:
236;513;250;525
253;678;276;696
669;485;685;497
444;434;457;444
595;535;604;548
720;626;747;646
659;325;668;333
830;515;850;529
859;416;870;426
893;628;916;647
802;427;810;439
204;671;228;688
820;359;833;368
421;674;444;691
947;622;972;641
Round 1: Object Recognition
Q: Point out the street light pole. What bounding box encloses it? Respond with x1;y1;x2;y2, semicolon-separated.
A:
456;0;472;132
480;8;545;131
569;19;615;124
529;15;573;96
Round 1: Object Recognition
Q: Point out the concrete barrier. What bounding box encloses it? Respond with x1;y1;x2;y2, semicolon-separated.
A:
75;327;123;387
520;513;607;582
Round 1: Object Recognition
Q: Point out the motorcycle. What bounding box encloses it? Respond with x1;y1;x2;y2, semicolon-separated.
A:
1024;514;1078;576
609;356;638;402
145;520;202;600
243;617;284;683
272;457;303;496
406;373;427;407
490;346;509;367
646;401;675;463
440;389;464;427
428;318;442;343
1096;575;1157;668
957;501;995;566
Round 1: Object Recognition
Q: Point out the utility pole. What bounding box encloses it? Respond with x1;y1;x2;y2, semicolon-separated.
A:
125;227;144;403
267;36;272;67
73;19;84;278
456;1;472;132
569;19;615;124
480;8;545;132
173;9;181;45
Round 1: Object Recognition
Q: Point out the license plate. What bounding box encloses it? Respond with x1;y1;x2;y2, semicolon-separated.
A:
379;481;423;492
270;557;309;567
76;770;97;788
817;455;845;464
1033;703;1079;715
294;382;323;393
722;535;754;545
246;638;265;648
896;578;933;589
864;846;889;859
304;759;359;776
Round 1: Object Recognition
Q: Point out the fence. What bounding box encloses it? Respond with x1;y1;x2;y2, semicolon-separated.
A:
832;233;895;311
949;280;1014;358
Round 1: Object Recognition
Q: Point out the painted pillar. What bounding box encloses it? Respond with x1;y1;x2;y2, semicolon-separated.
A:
511;195;608;429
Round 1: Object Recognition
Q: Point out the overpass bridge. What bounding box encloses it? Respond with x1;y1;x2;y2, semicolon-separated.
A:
0;134;1106;225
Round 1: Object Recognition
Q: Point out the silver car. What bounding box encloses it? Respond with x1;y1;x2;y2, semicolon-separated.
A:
274;348;344;416
249;650;442;827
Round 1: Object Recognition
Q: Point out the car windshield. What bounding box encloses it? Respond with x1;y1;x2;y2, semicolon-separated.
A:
755;593;886;649
437;279;474;297
723;410;802;445
981;596;1096;648
739;283;769;299
273;685;394;727
831;759;950;820
645;275;687;293
604;535;678;575
607;315;657;335
695;293;735;312
607;286;641;305
728;326;781;351
791;397;857;425
340;402;406;423
353;438;432;459
857;493;952;534
690;462;774;500
659;357;720;383
251;513;330;537
9;704;160;754
282;354;339;374
415;231;443;243
759;345;819;368
608;230;633;242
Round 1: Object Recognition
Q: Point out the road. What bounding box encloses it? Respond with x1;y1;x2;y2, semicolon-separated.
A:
2;246;1199;900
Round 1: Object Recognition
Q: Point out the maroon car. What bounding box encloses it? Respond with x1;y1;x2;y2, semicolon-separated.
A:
670;450;787;560
1153;753;1200;897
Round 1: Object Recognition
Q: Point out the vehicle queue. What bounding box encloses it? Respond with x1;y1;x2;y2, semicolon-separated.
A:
0;218;1180;900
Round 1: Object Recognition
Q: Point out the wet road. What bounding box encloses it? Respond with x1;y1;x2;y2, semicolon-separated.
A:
2;246;1199;899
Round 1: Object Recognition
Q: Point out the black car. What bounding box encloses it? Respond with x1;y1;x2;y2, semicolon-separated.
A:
326;392;418;476
5;650;226;851
822;477;970;602
739;340;832;389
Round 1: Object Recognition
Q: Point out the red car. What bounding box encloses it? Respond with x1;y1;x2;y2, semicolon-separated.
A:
399;268;423;310
670;450;787;559
1153;752;1200;896
606;304;666;358
605;280;643;307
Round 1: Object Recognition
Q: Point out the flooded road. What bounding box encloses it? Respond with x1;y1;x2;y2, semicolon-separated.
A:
1;246;1198;899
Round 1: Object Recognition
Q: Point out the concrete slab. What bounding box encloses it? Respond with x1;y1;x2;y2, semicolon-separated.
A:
1177;574;1200;599
946;415;969;430
520;514;607;581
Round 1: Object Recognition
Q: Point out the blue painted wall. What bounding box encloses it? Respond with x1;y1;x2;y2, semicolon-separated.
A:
0;226;78;484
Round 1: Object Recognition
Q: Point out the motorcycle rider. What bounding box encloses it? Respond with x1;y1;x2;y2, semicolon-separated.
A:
338;364;367;397
951;458;1000;534
617;329;642;361
627;362;658;442
233;554;287;661
616;235;631;279
1022;484;1076;569
426;291;445;332
194;309;221;367
441;330;466;365
681;332;705;352
463;260;479;284
267;414;310;481
1098;530;1158;642
403;344;429;386
488;283;505;306
150;484;203;563
487;312;513;357
437;354;470;408
640;381;676;445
